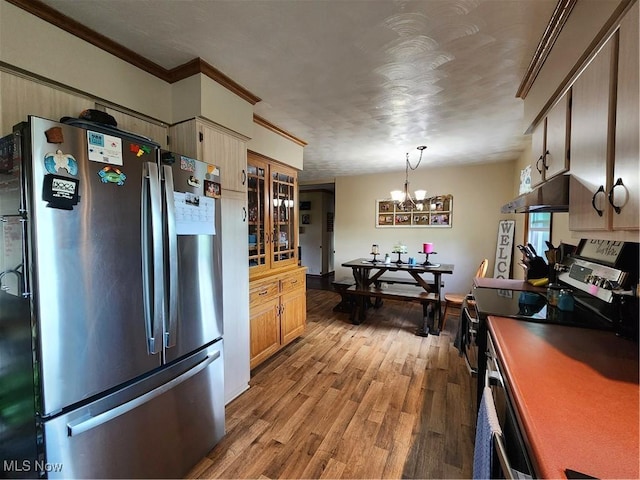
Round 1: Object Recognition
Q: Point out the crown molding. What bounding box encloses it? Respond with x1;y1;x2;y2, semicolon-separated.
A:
6;0;168;79
168;58;261;105
253;114;307;147
516;0;577;99
6;0;261;105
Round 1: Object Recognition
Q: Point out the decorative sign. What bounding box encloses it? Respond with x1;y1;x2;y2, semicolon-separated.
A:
494;220;515;298
376;195;453;228
493;220;515;279
578;240;624;265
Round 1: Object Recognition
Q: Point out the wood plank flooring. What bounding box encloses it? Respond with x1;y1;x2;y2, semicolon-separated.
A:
188;289;476;479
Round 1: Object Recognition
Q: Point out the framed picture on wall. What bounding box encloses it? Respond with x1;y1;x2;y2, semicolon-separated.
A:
301;214;310;224
375;195;453;228
300;201;311;210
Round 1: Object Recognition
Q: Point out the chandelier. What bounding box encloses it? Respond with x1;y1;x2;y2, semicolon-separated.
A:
390;146;427;210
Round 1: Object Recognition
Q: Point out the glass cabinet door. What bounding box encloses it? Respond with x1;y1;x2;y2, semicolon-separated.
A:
270;166;297;269
248;153;298;276
247;160;268;272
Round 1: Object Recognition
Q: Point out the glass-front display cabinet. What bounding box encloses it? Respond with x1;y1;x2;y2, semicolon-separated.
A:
247;157;267;271
271;167;297;267
247;152;298;276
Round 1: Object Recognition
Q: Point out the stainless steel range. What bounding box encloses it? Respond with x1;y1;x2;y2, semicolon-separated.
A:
463;239;639;411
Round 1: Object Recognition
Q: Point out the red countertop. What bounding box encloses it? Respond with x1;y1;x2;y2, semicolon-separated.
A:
488;316;639;479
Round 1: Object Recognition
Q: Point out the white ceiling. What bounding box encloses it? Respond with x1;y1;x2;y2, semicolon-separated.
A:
40;0;558;183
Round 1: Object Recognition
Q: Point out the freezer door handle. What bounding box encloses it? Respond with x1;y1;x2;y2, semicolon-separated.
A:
142;162;164;354
67;350;220;437
162;165;178;348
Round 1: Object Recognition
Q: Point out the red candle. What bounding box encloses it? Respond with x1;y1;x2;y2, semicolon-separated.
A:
423;243;433;254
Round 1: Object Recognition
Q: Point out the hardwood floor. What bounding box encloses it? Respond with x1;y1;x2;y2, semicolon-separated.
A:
188;289;476;479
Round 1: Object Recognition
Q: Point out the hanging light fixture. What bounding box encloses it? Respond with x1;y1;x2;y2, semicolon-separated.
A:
390;145;427;210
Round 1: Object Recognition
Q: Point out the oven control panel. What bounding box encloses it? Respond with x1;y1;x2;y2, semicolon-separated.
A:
558;257;628;303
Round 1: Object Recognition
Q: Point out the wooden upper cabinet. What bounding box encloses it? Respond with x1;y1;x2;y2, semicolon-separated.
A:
569;36;615;232
544;92;571;180
199;122;247;193
569;3;639;236
531;92;570;187
169;118;247;192
612;1;639;231
530;118;546;187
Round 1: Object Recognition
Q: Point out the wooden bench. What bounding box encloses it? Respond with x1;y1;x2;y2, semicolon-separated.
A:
346;284;439;327
332;276;355;312
375;275;444;288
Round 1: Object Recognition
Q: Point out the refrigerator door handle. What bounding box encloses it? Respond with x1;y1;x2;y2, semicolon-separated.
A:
162;165;178;348
142;162;164;354
66;350;220;437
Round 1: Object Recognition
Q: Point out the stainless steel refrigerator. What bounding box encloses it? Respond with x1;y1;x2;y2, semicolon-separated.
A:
0;116;225;478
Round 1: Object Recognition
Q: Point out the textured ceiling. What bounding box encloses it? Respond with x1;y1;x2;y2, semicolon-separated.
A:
39;0;558;183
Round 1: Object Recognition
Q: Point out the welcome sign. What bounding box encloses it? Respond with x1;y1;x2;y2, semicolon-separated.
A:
493;220;515;297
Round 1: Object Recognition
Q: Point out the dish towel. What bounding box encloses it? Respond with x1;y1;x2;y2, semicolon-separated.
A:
473;386;502;479
453;298;470;355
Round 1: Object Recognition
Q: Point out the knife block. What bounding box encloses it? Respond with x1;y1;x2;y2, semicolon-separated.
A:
525;256;548;280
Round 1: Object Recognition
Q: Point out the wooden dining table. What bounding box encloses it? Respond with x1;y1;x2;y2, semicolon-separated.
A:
341;258;454;335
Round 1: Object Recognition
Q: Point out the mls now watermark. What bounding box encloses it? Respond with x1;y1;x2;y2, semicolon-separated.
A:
4;460;63;473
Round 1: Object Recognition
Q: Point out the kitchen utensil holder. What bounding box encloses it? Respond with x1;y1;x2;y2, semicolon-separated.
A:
526;256;548;280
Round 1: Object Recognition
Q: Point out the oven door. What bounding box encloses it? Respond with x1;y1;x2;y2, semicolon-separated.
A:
462;299;479;376
485;334;535;479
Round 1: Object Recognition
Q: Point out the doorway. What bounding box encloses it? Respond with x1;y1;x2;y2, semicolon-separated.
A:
298;183;335;277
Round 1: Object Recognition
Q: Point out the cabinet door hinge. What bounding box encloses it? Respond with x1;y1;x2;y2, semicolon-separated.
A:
199;132;204;142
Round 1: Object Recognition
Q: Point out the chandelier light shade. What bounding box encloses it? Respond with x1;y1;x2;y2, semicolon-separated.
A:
391;146;427;210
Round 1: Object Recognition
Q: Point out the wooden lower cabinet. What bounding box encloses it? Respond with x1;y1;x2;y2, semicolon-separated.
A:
250;267;307;369
249;297;281;368
281;288;307;345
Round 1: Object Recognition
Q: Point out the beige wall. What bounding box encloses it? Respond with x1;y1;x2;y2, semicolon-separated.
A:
334;161;517;294
247;123;304;170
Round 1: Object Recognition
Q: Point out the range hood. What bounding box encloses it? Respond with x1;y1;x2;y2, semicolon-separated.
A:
501;174;569;213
